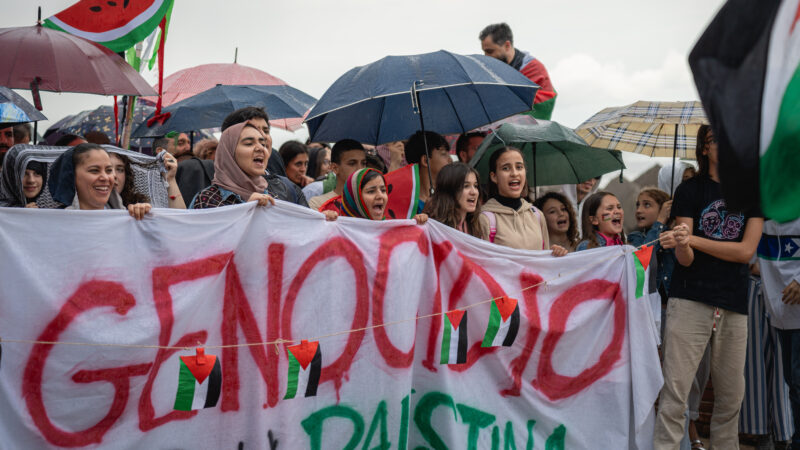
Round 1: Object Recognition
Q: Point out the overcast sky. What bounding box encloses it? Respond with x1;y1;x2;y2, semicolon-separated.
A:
3;0;724;151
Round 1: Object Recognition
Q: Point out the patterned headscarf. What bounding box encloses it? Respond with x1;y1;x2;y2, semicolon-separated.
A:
341;168;384;219
0;145;33;206
0;144;168;208
212;121;269;201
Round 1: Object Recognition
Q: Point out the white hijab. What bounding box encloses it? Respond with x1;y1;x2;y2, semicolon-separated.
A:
658;162;694;196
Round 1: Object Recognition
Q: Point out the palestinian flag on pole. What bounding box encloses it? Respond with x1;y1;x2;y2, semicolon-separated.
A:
44;0;174;53
481;297;520;348
440;310;468;365
284;340;321;399
690;0;800;222
173;349;221;411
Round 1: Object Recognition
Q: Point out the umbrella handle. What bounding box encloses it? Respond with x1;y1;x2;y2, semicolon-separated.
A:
670;123;678;198
411;80;434;196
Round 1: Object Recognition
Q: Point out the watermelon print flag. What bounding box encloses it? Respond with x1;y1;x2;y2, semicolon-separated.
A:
44;0;174;53
440;310;468;365
173;349;221;411
633;245;654;299
384;164;421;219
284;340;321;400
690;0;800;221
481;297;520;348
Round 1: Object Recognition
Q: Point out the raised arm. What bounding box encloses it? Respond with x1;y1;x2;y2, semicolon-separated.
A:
164;154;187;209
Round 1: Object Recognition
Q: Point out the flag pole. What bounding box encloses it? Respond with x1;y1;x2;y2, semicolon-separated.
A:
121;97;136;150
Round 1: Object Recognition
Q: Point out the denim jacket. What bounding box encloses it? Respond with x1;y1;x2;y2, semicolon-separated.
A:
628;221;676;296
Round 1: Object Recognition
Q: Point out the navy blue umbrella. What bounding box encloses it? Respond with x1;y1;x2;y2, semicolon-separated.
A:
0;87;46;125
45;103;153;144
132;84;317;138
304;50;539;145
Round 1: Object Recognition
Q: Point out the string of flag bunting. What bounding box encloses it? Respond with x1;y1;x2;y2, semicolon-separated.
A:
0;240;657;408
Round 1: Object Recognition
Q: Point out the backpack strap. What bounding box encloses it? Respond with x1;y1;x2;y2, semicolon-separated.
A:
530;205;546;249
481;211;497;243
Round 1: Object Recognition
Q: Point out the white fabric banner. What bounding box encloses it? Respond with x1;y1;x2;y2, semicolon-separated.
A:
0;202;662;449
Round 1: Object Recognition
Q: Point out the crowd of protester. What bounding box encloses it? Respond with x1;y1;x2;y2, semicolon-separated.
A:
0;20;798;450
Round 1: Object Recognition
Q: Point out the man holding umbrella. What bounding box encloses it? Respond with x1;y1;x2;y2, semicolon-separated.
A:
479;23;557;120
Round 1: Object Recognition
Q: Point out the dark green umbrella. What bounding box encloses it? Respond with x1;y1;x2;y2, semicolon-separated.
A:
469;120;625;189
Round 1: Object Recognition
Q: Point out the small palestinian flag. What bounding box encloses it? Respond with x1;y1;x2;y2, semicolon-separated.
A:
481;297;520;348
284;340;321;399
633;245;654;298
173;348;221;411
440;310;468;365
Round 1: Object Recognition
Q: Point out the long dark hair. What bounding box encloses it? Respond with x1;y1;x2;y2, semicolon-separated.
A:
580;191;625;249
424;163;484;238
109;152;149;206
487;146;528;199
533;191;579;246
696;124;711;178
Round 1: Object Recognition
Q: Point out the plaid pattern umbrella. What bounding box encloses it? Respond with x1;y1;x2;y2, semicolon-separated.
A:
575;101;709;158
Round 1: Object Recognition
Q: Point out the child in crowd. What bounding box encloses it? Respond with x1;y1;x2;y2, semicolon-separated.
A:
533;191;579;252
323;168;427;224
478;146;567;256
424;162;483;238
0;146;48;207
628;187;674;300
576;191;625;251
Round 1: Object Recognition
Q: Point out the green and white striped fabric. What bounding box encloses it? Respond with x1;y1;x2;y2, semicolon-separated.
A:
760;0;800;222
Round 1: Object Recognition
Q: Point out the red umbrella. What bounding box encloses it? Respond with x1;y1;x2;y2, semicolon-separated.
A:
0;24;156;96
144;62;305;130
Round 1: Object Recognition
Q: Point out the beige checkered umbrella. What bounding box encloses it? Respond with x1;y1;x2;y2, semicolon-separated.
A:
575;101;709;158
